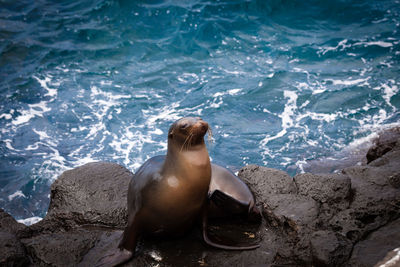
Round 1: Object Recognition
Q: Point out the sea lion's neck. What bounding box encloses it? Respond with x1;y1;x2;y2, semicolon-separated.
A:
163;141;211;176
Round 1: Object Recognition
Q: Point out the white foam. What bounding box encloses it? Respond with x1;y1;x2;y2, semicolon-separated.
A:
150;128;163;135
213;88;243;98
0;113;12;120
354;41;393;48
12;101;51;125
17;216;43;226
177;72;199;84
261;90;297;146
228;88;242;95
297;112;338;123
222;69;245;75
378;248;400;267
377;81;399;108
8;190;26;201
33;75;58;98
295;159;308;173
318;39;351;55
281;91;297;128
143;101;181;124
33;129;51;140
296;82;309;90
327;77;370;86
3;139;21;152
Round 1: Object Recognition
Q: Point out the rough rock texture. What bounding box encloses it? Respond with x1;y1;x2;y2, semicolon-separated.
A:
310;230;352;267
348;218;400;267
0;129;399;266
0;230;29;266
238;165;297;198
48;162;131;228
0;208;27;234
366;127;400;163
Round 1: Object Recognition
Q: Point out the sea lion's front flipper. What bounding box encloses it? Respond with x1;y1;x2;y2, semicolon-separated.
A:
210;189;250;215
95;248;132;267
78;230;134;267
202;204;260;250
94;216;139;267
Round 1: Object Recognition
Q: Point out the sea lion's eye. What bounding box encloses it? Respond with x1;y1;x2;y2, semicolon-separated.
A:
180;123;188;129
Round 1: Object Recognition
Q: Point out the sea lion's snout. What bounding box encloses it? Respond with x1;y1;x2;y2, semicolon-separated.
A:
193;119;209;135
169;117;210;146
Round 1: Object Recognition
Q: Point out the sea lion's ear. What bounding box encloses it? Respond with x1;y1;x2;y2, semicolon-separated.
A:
168;130;174;139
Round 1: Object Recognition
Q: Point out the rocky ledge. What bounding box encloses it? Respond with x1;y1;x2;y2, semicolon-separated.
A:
1;129;400;267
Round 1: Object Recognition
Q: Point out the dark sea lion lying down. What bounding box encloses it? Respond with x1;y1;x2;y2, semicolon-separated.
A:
209;163;261;222
96;117;260;266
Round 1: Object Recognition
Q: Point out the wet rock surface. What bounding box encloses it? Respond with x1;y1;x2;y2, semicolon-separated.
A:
366;127;400;164
47;162;131;228
0;130;399;266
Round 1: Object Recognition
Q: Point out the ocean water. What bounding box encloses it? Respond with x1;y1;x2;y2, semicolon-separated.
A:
0;0;399;223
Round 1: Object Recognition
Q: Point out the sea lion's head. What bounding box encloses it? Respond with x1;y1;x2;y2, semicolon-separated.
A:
168;117;210;148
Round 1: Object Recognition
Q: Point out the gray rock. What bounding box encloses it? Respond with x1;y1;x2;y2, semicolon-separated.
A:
374;248;400;267
21;228;101;266
0;208;27;235
238;165;297;201
0;231;29;267
262;194;319;233
335;163;400;242
310;230;352;267
0;209;30;266
294;173;351;210
366;127;400;163
348;218;400;267
48;162;132;228
389;172;400;188
368;138;400;168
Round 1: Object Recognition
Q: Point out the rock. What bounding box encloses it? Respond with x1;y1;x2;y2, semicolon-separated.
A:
334;163;400;242
0;209;29;266
374;248;400;267
0;231;29;266
0;208;27;235
348;218;400;267
366;127;400;163
389;172;400;188
47;162;132;228
78;230;157;267
262;194;319;234
21;228;101;266
310;230;352;267
238;165;297;201
294;173;351;210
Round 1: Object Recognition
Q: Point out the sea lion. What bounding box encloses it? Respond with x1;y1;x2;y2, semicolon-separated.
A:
209;164;262;222
96;117;259;266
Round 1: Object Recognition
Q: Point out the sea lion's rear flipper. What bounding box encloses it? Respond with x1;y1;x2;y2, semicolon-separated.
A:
202;206;260;250
210;189;249;215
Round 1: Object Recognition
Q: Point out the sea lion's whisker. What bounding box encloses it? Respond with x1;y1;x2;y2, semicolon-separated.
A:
186;134;194;150
181;132;193;152
207;127;214;144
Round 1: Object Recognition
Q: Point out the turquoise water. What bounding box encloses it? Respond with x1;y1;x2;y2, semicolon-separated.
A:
1;0;399;222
